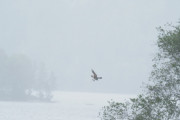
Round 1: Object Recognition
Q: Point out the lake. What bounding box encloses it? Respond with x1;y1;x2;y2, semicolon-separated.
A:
0;91;136;120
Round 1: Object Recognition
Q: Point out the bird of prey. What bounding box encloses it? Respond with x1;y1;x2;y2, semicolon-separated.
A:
91;69;102;81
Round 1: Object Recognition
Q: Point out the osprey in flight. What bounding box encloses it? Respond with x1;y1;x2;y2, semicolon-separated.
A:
91;69;102;81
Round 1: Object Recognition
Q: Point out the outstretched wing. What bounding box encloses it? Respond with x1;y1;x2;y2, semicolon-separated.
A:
91;69;97;77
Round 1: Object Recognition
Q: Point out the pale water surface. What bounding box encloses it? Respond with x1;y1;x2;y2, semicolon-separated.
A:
0;91;136;120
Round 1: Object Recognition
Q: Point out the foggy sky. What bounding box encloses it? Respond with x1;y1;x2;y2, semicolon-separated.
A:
0;0;180;94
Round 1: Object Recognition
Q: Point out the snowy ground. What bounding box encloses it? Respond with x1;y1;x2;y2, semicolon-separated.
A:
0;91;136;120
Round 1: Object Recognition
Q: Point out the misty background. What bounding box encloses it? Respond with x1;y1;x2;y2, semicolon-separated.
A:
0;0;180;94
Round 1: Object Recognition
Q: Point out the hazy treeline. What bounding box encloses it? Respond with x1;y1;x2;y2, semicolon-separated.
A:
0;50;57;101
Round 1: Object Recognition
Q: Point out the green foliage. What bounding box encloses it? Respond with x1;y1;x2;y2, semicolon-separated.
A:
99;21;180;120
99;100;129;120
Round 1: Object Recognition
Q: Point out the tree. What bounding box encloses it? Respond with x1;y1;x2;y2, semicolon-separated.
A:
0;52;57;101
99;21;180;120
33;63;56;101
